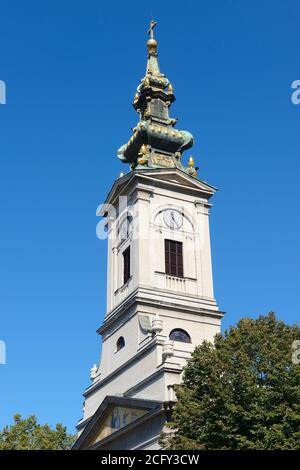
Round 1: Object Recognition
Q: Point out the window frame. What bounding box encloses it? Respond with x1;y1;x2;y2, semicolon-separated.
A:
165;239;184;278
123;246;131;284
116;336;125;352
169;328;191;344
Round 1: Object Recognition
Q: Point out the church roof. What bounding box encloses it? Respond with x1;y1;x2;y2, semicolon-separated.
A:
117;22;198;178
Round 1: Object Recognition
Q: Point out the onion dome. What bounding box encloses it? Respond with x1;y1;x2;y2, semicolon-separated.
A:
117;21;197;177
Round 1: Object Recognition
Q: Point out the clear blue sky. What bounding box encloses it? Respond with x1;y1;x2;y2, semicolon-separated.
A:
0;0;299;433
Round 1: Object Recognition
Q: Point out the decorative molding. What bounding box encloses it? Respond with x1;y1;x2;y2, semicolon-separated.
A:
73;396;163;449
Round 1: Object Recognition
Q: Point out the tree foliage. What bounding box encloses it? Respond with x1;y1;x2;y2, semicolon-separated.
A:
161;313;300;450
0;414;75;450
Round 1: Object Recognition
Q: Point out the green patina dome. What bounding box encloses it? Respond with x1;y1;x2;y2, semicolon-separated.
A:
117;22;198;178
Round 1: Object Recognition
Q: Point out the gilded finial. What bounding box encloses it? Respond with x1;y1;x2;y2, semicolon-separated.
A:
137;144;149;165
119;171;125;178
187;156;198;177
188;156;195;167
147;20;158;56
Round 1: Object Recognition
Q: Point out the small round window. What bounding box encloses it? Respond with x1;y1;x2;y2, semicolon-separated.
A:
169;329;191;343
116;336;125;352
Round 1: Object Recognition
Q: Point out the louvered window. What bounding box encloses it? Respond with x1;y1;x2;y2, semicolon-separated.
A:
165;239;183;278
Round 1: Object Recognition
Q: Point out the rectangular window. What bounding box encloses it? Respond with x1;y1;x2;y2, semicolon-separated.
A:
123;247;131;284
165;239;183;278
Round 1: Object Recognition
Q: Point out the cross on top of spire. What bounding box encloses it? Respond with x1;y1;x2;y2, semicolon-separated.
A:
147;20;157;39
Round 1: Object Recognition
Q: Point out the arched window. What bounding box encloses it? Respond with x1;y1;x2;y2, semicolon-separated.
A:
116;336;125;352
169;328;191;343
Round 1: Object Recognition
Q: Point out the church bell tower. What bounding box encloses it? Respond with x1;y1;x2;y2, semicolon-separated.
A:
73;22;223;450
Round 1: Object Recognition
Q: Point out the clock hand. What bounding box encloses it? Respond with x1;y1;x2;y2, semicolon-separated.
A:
170;212;176;228
172;211;180;228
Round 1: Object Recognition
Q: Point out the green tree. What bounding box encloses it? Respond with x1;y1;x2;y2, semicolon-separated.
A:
161;313;300;450
0;414;75;450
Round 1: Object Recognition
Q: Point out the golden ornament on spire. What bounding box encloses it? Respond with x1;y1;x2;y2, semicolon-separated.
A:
188;156;195;167
137;144;149;165
147;20;158;56
187;156;198;177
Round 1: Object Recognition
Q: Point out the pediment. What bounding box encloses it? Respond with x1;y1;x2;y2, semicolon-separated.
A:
73;396;162;449
101;168;217;211
91;405;147;444
140;169;217;194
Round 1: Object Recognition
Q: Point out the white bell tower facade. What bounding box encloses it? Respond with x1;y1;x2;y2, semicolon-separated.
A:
74;24;223;451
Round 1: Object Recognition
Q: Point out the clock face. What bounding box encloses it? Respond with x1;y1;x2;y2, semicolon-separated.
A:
163;209;183;230
119;217;132;240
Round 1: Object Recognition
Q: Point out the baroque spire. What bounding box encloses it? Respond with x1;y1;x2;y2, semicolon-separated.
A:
117;22;197;177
